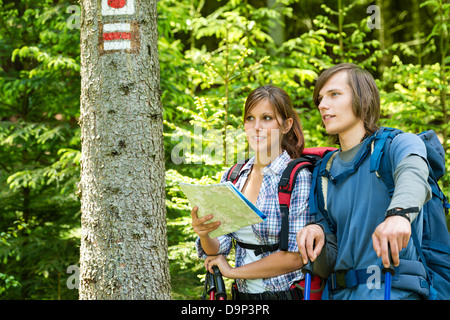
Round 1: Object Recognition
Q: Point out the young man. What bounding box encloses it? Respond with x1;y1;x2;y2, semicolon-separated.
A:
297;63;432;299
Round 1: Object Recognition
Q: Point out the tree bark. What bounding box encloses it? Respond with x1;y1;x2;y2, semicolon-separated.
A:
78;0;171;299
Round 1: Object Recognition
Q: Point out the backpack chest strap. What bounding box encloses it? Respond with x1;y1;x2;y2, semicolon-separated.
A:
235;241;279;256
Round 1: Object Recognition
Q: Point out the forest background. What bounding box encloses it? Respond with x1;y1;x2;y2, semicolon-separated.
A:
0;0;448;299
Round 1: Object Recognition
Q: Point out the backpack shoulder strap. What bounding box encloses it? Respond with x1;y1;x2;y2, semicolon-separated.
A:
321;151;338;213
369;127;403;196
307;150;339;234
226;160;249;184
278;157;315;251
278;148;337;251
369;127;400;173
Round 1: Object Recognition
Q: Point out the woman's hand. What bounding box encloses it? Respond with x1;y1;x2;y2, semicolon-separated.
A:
204;255;233;278
191;206;221;255
204;250;303;280
191;206;221;238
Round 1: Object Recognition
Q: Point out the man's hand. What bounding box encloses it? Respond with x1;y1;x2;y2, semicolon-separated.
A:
372;215;411;268
297;224;325;265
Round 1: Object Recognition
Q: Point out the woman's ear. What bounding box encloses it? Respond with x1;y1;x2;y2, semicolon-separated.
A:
282;118;293;134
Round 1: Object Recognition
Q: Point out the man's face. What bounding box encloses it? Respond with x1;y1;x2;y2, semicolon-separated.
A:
317;71;364;138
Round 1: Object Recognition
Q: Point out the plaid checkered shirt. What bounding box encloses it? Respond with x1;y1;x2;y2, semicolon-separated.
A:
195;150;312;293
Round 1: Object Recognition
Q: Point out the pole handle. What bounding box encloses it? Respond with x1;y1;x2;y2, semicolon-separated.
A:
301;260;314;300
301;260;314;275
381;248;396;276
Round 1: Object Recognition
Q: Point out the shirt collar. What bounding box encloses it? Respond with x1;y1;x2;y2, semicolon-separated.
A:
239;150;291;176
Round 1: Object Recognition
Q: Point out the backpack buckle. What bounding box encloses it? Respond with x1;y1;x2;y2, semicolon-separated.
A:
329;271;347;291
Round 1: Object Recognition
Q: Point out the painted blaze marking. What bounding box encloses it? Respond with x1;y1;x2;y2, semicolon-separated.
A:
108;0;127;9
102;0;134;15
99;0;139;54
102;23;132;51
99;22;139;54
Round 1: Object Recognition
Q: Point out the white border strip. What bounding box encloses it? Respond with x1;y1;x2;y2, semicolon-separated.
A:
103;23;131;32
104;40;131;51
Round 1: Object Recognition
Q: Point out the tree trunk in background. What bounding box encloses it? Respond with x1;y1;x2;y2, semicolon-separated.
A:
78;0;171;299
375;0;392;73
268;0;284;51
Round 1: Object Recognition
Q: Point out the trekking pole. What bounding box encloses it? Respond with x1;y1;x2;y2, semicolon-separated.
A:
206;270;216;300
212;266;227;300
381;249;395;300
301;260;314;300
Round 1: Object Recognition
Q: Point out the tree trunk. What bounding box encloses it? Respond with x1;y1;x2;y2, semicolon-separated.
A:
78;0;171;299
375;0;393;73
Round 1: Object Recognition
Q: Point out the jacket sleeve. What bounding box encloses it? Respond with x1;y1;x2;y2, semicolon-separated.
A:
195;234;233;259
312;232;338;279
387;154;431;222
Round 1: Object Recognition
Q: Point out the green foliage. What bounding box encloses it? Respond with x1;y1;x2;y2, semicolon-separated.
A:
0;0;81;299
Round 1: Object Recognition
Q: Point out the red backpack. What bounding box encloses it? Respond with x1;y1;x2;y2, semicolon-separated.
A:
226;147;336;300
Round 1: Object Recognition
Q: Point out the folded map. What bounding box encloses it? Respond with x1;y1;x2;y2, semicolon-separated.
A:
179;181;267;238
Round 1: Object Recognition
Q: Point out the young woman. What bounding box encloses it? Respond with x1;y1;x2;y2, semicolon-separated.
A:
297;63;432;300
191;85;311;300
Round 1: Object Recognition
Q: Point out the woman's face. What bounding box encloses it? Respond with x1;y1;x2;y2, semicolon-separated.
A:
244;99;291;158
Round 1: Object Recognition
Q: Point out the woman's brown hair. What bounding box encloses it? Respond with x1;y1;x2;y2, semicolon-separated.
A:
313;63;380;143
244;85;305;158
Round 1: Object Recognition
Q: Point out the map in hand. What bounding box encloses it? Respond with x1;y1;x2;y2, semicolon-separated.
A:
179;181;267;238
